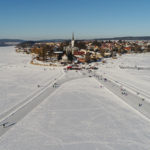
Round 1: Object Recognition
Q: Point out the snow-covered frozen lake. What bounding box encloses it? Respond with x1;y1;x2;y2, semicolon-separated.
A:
0;47;62;114
0;72;150;149
0;47;150;149
96;53;150;100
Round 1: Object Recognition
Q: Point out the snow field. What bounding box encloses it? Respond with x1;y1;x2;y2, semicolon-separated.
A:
0;75;150;149
96;53;150;101
0;47;150;149
0;47;62;114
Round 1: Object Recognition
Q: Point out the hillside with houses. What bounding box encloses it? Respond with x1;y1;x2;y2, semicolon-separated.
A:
16;34;150;67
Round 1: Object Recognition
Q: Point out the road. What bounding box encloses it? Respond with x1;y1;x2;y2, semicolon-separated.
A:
102;73;150;100
0;70;88;137
90;71;150;122
0;69;150;138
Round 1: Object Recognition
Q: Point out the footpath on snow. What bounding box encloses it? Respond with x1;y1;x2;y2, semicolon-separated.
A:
87;70;150;122
0;70;88;137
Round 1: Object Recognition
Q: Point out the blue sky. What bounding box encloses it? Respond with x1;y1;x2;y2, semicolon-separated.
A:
0;0;150;40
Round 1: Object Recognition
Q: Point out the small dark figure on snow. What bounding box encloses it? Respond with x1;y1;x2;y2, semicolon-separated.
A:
139;103;142;107
2;123;7;128
53;83;57;88
104;78;107;82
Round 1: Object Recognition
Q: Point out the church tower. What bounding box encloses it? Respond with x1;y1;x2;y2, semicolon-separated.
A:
71;32;75;48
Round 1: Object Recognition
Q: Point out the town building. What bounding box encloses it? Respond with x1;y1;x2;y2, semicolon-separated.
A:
64;33;79;54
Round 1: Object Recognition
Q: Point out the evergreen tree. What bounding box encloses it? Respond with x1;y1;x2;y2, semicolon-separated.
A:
85;52;91;63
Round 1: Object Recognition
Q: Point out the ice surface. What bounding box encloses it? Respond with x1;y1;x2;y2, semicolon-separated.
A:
0;47;62;114
0;73;150;149
96;53;150;99
0;48;150;149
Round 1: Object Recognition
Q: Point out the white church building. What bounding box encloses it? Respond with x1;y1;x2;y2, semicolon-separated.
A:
64;33;79;54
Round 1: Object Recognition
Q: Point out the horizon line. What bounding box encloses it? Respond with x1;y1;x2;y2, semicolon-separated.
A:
1;35;150;41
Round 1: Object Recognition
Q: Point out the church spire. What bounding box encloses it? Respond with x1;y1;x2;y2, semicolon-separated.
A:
72;32;74;41
71;32;75;48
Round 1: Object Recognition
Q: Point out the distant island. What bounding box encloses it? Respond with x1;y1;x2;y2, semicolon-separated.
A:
0;39;24;47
